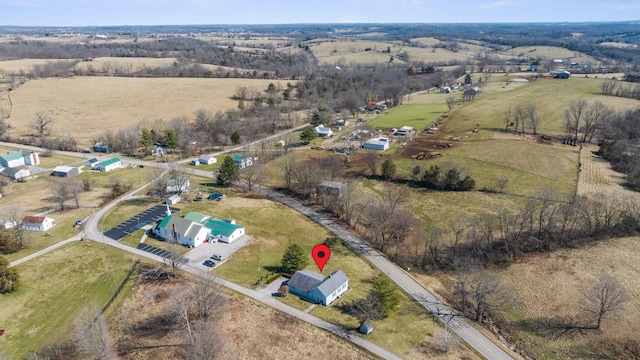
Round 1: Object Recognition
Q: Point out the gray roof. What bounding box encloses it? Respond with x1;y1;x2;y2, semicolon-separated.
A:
288;270;349;297
162;216;193;235
320;180;345;190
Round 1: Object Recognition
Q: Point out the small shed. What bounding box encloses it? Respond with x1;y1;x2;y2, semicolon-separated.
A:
86;158;99;168
359;320;374;335
166;194;181;205
191;159;200;166
276;140;285;147
1;167;30;180
51;166;80;177
318;180;346;196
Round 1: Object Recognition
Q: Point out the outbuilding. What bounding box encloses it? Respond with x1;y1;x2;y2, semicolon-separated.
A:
1;167;30;180
362;137;390;151
359;320;374;335
96;157;122;172
166;194;181;205
86;158;99;168
198;155;217;165
51;166;80;177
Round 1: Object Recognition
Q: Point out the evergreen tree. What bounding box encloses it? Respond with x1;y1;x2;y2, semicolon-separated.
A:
371;275;401;315
139;129;154;155
164;129;178;153
216;155;239;187
281;244;309;274
300;126;317;144
0;255;20;293
381;159;397;180
231;131;241;145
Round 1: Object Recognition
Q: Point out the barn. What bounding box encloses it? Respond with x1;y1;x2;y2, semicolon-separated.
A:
96;157;122;172
362;137;390;151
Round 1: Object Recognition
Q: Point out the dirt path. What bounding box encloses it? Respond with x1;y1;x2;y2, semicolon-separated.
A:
577;144;640;201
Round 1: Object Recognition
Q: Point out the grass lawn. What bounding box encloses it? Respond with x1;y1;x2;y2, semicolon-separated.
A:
77;165;152;190
0;242;140;358
369;104;448;129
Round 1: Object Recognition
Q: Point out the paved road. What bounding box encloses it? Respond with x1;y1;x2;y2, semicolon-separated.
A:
263;189;516;360
9;233;82;267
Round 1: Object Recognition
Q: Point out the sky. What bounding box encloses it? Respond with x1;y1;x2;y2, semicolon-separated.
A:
1;0;639;27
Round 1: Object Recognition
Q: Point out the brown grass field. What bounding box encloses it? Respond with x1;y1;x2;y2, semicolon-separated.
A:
7;76;278;146
500;46;596;64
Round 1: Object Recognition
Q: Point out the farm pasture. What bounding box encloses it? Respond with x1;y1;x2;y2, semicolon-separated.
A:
7;76;277;146
500;45;595;64
369;104;448;129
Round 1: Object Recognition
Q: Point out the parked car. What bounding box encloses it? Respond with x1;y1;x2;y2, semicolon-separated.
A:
194;196;204;202
75;218;83;226
211;254;223;261
208;193;226;201
203;260;215;267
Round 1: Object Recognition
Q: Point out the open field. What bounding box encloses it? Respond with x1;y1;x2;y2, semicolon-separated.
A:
446;77;640;136
494;235;640;358
500;46;595;64
73;57;177;72
7;77;278;146
369;104;448;129
0;59;59;74
1;242;139;358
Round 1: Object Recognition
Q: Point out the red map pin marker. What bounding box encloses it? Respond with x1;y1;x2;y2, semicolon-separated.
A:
312;244;331;272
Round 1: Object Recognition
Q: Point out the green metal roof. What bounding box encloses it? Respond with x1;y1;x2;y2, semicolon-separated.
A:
100;157;121;167
231;154;243;163
184;212;210;223
158;215;171;228
87;158;99;164
204;218;243;237
1;151;23;161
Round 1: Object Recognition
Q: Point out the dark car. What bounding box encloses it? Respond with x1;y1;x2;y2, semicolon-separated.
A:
203;260;215;267
194;196;204;202
208;193;226;201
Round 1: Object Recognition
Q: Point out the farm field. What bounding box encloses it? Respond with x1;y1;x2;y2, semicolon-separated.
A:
7;76;278;146
0;242;140;358
500;46;595;64
445;77;640;136
369;104;448;129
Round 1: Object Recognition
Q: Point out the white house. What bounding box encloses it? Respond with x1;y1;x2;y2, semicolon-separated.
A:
154;215;209;248
166;176;190;193
232;154;254;169
0;220;17;229
22;215;55;231
96;157;121;172
0;151;40;168
314;125;333;138
198;155;217;165
287;270;349;306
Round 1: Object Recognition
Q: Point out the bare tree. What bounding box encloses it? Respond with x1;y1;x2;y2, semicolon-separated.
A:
279;154;297;190
30;112;55;136
567;99;588;141
365;185;411;253
581;274;627;329
363;152;380;177
504;108;512;131
455;267;511;322
149;168;169;200
239;164;268;192
74;303;116;360
431;327;461;353
293;161;321;197
525;103;538;135
68;178;83;209
50;178;70;211
582;100;610;143
446;94;456;112
335;182;362;226
514;105;527;133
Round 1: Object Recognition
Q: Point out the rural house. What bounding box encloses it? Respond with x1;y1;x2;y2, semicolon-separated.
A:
198;155;217;165
287;270;349;306
0;220;17;229
314;125;333;138
231;154;254;169
22;215;55;231
154;215;209;248
93;142;110;153
96;157;122;172
85;158;99;168
362;137;390;151
317;180;346;196
0;151;40;168
51;166;81;177
166;176;190;193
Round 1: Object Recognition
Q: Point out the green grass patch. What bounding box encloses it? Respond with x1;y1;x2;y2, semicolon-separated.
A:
0;242;139;358
369;104;448;129
77;166;152;190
